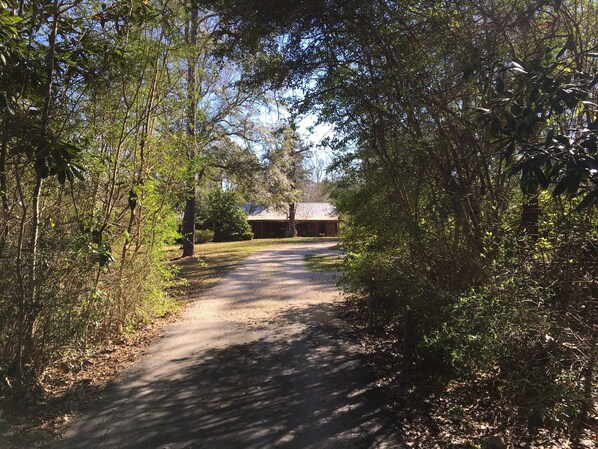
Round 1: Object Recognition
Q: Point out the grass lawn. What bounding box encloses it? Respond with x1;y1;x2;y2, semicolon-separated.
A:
304;253;343;272
165;237;339;301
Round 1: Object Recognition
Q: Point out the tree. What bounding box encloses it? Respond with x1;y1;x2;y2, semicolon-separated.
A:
0;0;274;386
177;7;268;257
483;40;598;211
265;121;310;237
0;0;269;383
201;189;252;242
181;3;199;257
0;0;118;378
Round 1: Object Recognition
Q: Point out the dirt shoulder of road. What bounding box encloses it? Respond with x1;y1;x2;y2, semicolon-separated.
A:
1;307;180;448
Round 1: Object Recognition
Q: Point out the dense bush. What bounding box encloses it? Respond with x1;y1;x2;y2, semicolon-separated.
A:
338;183;597;437
200;189;253;242
313;0;597;442
195;229;215;244
0;2;196;384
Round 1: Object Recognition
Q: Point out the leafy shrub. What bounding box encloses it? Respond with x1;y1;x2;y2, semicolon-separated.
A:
195;229;214;243
239;231;253;241
201;189;253;242
336;179;597;438
423;246;592;430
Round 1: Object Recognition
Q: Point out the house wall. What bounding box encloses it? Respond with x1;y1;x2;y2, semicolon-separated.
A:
249;221;288;238
250;220;338;238
325;222;338;236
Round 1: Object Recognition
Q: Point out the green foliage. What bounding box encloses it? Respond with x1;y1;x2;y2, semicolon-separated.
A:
195;229;214;243
481;42;598;209
424;242;588;428
201;189;253;242
0;0;208;384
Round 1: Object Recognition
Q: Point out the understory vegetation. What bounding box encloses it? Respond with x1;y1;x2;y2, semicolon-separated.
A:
207;0;598;445
196;189;253;242
1;0;186;385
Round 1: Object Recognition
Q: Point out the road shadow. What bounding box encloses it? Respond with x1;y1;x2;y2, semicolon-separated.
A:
50;302;400;449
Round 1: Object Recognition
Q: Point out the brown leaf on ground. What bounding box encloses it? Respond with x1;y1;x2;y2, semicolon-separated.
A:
339;295;597;449
0;311;180;448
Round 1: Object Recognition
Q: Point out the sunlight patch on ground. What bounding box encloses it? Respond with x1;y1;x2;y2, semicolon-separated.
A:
304;253;343;272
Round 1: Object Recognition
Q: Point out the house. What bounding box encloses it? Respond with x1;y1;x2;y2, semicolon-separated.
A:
244;202;339;238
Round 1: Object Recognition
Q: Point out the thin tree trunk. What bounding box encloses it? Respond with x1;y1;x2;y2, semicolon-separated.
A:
26;177;43;367
182;187;196;256
520;187;540;240
0;135;9;255
29;177;42;295
15;0;59;378
182;5;198;257
12;160;28;377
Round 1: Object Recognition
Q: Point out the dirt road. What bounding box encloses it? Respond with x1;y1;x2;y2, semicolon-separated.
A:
50;242;400;449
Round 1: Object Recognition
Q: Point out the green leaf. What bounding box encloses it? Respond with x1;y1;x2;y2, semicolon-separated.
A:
510;61;527;74
552;176;572;197
532;167;549;188
575;189;598;210
71;164;85;180
35;157;50;179
520;169;535;193
128;188;138;210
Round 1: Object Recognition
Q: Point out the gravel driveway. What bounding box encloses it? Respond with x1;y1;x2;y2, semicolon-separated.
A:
50;241;400;449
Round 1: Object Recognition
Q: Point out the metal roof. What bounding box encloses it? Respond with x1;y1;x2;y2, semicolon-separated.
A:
244;202;339;221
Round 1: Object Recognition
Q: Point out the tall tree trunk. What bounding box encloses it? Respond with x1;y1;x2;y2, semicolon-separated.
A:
182;186;196;256
29;176;42;296
12;166;28;378
15;0;59;377
182;5;198;257
288;202;297;237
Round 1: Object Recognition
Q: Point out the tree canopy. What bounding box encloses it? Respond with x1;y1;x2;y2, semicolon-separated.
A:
1;0;596;445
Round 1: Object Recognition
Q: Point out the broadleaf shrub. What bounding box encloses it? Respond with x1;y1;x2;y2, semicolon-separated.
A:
195;229;214;244
200;189;253;242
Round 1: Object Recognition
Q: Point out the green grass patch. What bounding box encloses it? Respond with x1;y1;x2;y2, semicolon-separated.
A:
166;237;338;301
304;253;343;272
